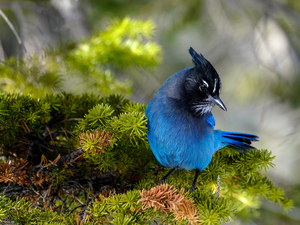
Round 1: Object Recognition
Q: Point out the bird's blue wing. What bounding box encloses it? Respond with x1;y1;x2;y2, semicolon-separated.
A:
214;130;259;153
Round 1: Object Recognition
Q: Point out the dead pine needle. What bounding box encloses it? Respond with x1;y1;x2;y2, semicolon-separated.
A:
138;184;201;224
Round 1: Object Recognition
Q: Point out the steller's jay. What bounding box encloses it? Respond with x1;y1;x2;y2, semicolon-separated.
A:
145;47;259;193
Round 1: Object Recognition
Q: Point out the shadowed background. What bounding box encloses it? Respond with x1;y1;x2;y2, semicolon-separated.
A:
0;0;299;224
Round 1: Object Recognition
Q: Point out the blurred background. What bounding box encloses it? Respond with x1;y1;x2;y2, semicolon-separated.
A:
0;0;300;224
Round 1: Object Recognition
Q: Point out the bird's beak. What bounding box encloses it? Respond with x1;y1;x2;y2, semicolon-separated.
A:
208;95;227;111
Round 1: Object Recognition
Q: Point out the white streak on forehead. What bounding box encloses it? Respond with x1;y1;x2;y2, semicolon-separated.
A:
202;79;209;88
186;77;195;82
213;78;218;93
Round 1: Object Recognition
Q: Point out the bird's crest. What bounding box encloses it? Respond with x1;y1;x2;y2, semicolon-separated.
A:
188;47;208;69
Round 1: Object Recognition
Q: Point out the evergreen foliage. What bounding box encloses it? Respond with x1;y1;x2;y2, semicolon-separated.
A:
0;92;293;224
0;17;161;97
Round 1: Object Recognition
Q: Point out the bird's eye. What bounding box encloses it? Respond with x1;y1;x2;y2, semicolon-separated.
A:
199;85;207;92
199;79;209;92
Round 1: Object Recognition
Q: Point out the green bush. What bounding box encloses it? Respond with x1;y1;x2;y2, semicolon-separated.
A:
0;93;293;225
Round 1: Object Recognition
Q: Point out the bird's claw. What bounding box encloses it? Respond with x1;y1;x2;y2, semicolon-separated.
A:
189;186;197;193
157;179;164;185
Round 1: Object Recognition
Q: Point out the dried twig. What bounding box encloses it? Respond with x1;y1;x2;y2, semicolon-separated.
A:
139;184;201;224
0;9;27;53
216;175;221;200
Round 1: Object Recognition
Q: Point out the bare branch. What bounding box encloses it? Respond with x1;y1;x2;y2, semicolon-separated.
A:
0;9;27;53
216;175;221;200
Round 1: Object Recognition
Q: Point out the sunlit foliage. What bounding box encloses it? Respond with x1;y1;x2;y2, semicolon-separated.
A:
0;17;162;97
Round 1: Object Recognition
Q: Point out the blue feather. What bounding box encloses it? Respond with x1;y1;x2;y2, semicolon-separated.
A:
145;47;259;192
219;131;258;153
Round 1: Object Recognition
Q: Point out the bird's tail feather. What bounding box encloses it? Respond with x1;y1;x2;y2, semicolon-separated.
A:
221;131;259;153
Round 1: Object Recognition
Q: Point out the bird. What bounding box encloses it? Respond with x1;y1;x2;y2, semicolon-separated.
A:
145;47;259;193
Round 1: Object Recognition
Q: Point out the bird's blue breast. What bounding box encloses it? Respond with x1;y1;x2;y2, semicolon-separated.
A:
145;71;216;170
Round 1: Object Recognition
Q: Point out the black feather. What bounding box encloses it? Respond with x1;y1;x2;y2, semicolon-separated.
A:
189;47;207;68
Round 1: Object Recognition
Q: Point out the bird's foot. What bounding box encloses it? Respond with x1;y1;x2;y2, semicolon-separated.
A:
157;167;179;185
189;185;197;193
157;179;164;185
189;169;201;193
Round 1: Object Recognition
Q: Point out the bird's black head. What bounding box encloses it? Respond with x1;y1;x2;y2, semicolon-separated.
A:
184;47;226;116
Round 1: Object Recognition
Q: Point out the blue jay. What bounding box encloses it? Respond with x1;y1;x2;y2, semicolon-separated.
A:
145;47;258;192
